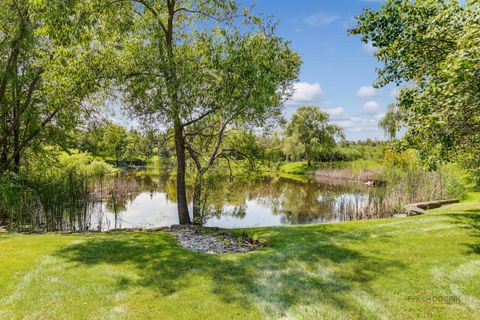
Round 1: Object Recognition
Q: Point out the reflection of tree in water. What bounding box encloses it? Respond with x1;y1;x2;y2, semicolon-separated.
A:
87;169;381;228
195;175;373;225
250;177;352;224
190;177;250;224
133;169;176;198
188;175;303;223
89;169;172;230
278;183;338;224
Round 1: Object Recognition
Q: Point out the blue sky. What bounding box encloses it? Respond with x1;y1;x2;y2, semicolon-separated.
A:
245;0;397;140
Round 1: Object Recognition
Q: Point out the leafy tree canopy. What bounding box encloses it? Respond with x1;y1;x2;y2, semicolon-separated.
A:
350;0;480;173
0;0;125;173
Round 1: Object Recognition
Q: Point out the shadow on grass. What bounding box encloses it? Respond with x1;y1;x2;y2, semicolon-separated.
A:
55;226;404;317
446;209;480;255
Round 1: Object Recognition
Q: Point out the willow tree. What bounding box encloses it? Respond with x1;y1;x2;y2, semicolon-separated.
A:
0;0;122;173
284;106;344;167
116;1;300;224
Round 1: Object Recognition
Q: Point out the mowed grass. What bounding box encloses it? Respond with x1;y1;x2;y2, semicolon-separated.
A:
1;195;480;319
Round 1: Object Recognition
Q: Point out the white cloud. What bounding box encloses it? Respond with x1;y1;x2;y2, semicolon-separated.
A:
373;112;386;121
304;13;339;27
335;117;370;128
286;82;323;106
325;107;345;119
362;101;380;114
332;113;385;140
357;85;377;98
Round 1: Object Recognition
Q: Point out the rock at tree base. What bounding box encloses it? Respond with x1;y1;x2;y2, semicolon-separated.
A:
169;226;258;254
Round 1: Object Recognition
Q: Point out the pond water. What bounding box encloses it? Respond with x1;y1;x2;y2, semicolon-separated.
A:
84;169;388;231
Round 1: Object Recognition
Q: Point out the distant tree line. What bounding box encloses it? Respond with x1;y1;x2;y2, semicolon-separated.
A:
73;121;162;166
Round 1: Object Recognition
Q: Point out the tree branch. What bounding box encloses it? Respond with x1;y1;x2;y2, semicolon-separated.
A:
173;7;235;22
184;139;203;171
1;108;59;172
0;70;43;148
219;148;256;170
182;108;218;127
131;0;168;35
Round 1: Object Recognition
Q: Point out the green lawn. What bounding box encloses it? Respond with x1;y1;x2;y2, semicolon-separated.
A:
1;195;480;319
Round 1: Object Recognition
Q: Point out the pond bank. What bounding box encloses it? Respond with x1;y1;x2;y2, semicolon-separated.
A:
405;199;460;216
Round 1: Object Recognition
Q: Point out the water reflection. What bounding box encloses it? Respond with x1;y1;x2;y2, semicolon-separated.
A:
84;169;387;231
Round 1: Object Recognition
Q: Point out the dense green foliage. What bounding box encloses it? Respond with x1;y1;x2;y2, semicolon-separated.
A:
1;197;480;319
75;121;158;165
351;0;480;180
0;0;303;225
0;0;121;173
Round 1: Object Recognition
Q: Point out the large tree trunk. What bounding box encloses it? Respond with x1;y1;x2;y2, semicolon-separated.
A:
164;3;192;225
1;114;7;169
174;122;191;225
13;88;20;173
13;126;20;173
192;173;203;225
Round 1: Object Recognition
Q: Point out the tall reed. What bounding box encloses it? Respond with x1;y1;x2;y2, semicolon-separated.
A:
0;153;113;232
334;162;471;220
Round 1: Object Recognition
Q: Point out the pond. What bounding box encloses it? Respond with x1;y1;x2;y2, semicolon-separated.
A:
84;169;389;231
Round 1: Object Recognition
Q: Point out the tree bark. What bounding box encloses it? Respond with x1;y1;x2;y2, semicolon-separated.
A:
13;117;20;173
192;173;203;225
174;121;191;224
1;112;7;168
12;58;20;173
162;0;191;225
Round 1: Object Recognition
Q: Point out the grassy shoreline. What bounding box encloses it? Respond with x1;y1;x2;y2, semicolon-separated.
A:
1;194;479;319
